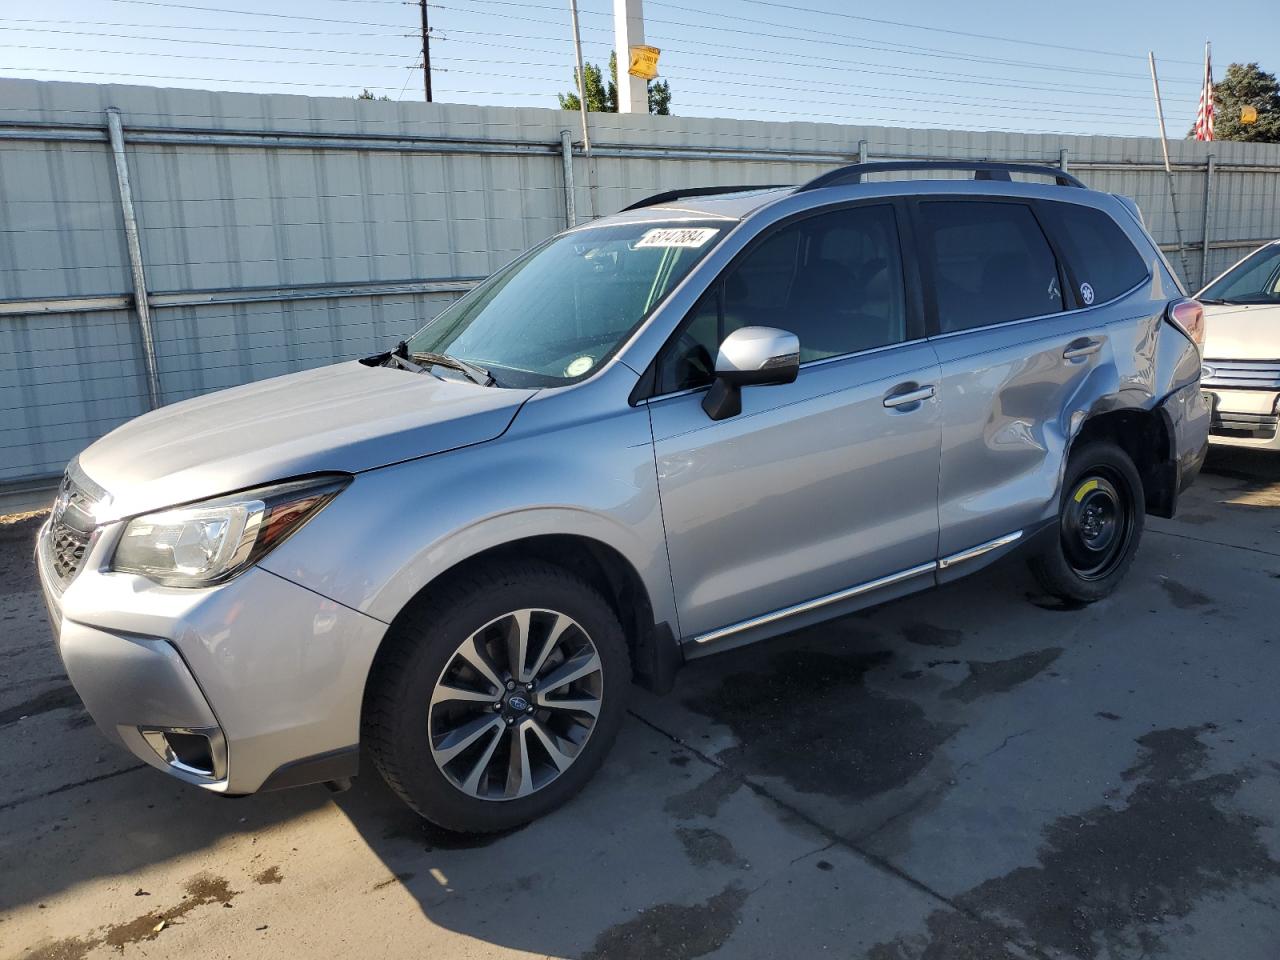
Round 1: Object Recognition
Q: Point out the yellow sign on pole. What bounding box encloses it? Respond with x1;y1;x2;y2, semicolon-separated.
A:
628;44;661;81
1241;104;1258;125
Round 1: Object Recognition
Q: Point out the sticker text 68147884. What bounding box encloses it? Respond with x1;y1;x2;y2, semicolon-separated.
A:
634;227;721;249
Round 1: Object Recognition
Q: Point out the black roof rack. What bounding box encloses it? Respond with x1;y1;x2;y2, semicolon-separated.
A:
621;184;790;212
796;160;1085;192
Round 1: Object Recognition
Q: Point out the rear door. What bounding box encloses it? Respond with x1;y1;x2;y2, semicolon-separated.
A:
912;197;1113;564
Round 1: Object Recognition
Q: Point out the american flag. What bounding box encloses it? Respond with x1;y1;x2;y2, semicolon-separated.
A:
1194;44;1214;141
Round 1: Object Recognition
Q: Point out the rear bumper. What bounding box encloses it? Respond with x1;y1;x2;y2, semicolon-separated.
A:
1159;381;1211;502
35;522;386;794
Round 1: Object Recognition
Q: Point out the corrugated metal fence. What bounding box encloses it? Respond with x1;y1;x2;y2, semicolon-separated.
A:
3;78;1280;486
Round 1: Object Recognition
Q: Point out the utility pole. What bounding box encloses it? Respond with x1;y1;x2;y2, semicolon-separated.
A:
568;0;591;152
613;0;647;114
1148;51;1191;283
420;0;433;102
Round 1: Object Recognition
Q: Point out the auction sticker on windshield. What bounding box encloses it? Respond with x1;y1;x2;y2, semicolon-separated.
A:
635;227;720;249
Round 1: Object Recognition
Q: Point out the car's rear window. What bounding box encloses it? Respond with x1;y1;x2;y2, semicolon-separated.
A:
1041;202;1149;305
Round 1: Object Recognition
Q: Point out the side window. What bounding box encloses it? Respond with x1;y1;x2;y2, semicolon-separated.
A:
1042;202;1149;304
655;205;908;393
917;201;1064;333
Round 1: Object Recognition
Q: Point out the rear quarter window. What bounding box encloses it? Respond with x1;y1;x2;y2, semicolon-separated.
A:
1042;202;1149;305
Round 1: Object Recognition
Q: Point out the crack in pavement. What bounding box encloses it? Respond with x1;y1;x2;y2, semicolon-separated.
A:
627;709;1055;960
787;839;837;866
0;764;147;813
1149;527;1280;559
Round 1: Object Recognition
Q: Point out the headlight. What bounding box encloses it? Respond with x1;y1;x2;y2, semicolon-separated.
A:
111;475;349;587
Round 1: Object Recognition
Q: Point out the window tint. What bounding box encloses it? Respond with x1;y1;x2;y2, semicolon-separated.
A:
1042;201;1148;304
656;205;907;393
918;201;1063;333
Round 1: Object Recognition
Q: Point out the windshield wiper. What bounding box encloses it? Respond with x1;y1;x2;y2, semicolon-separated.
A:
408;350;494;386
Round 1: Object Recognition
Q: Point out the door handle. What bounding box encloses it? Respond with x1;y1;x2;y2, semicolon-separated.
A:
1063;338;1103;360
883;384;935;408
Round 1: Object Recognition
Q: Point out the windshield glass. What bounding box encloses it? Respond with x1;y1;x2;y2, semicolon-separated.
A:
405;220;729;387
1200;243;1280;304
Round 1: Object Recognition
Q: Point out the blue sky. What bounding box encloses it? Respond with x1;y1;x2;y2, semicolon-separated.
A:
0;0;1269;137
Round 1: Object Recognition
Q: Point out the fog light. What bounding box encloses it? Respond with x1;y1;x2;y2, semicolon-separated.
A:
140;725;227;781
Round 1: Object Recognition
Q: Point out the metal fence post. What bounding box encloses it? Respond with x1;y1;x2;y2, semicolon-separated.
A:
857;139;869;163
105;108;161;409
1059;147;1069;173
1200;153;1215;289
560;129;577;228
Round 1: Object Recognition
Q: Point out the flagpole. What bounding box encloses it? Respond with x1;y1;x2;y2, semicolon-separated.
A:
1148;50;1192;283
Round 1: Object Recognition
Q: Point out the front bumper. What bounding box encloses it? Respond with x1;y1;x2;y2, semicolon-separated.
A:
36;519;387;794
1202;387;1280;450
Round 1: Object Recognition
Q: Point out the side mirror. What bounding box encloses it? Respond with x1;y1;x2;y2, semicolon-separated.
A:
701;326;800;421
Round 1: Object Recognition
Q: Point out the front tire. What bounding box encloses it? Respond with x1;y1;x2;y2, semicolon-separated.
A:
366;561;631;832
1029;441;1145;603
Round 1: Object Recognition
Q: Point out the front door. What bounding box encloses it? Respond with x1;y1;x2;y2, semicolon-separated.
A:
645;202;942;641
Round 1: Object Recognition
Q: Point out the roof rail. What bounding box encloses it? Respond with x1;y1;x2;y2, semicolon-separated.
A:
621;184;790;212
796;160;1085;192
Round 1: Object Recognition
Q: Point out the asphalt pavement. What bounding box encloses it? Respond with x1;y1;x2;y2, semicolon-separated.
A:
2;447;1278;960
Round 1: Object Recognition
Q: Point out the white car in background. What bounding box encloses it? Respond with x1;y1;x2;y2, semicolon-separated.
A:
1199;239;1280;451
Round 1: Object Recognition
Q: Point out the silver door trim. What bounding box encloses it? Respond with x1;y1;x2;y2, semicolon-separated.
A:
937;530;1023;570
692;561;937;645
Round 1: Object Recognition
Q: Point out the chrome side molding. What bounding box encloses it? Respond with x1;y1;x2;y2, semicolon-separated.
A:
937;530;1023;570
693;561;936;646
693;529;1024;647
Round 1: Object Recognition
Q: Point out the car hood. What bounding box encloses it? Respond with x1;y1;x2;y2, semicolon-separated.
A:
78;360;535;519
1202;302;1280;361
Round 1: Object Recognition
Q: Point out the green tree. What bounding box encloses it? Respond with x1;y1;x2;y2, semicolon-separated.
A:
559;52;672;115
1190;62;1280;143
355;88;391;102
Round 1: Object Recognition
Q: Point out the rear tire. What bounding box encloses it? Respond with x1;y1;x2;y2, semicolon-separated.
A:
1029;441;1145;604
365;561;630;832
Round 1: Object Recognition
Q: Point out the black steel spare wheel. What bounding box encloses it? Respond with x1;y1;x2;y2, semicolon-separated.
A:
1028;440;1145;604
1061;470;1133;580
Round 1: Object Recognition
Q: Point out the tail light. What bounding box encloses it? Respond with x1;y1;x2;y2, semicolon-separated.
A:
1166;298;1205;350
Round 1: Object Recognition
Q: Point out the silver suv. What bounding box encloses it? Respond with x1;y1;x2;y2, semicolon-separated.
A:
35;162;1210;832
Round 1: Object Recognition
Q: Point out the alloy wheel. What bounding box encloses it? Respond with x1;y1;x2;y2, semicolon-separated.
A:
428;608;604;800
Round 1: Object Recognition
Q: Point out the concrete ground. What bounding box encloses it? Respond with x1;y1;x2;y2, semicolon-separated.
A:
2;448;1279;960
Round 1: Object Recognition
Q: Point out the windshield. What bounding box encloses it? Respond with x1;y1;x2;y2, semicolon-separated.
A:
405;220;729;387
1200;243;1280;305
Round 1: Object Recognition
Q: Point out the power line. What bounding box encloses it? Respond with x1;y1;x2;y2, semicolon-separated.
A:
99;0;409;29
433;28;1192;104
675;0;1203;66
0;66;407;91
0;16;411;38
2;44;416;70
428;54;1172;121
434;66;1159;126
440;0;1201;84
425;5;1198;94
0;28;415;57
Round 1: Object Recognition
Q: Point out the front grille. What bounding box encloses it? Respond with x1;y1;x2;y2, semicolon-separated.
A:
49;520;91;581
42;465;109;588
1201;359;1280;391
